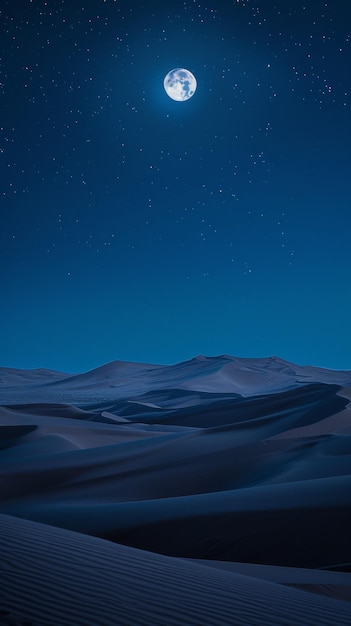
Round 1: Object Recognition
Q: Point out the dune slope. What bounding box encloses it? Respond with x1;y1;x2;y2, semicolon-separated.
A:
1;513;351;626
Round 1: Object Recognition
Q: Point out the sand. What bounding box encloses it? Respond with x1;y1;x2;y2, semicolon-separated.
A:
0;354;351;624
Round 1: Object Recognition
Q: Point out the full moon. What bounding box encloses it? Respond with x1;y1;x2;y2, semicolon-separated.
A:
164;68;197;102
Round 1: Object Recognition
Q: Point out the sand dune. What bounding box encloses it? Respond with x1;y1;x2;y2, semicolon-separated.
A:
0;366;69;386
1;354;350;405
1;514;351;626
1;355;351;624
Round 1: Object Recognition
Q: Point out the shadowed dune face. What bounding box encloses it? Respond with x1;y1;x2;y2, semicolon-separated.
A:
1;355;351;624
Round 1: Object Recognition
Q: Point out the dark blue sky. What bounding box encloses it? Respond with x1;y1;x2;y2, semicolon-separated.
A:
1;0;351;372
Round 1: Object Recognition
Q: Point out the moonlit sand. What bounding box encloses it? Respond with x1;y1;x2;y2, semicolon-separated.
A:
1;355;351;624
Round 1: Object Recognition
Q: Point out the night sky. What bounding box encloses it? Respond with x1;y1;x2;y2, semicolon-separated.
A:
2;0;351;373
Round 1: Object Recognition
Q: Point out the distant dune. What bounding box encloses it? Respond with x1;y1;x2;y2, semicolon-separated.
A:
1;355;351;624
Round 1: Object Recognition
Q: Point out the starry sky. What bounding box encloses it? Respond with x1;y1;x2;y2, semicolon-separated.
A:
1;0;351;373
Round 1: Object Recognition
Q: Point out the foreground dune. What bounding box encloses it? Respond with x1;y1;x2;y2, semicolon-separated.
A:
1;513;351;626
1;355;351;624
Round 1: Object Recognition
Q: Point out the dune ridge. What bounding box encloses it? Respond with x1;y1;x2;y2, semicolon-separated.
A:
1;354;350;405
